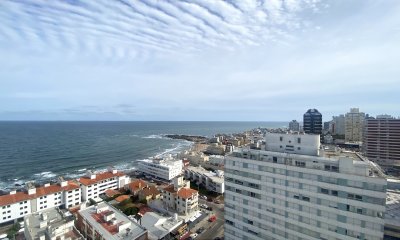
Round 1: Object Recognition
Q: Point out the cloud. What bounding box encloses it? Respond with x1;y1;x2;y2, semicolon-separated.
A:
0;0;323;59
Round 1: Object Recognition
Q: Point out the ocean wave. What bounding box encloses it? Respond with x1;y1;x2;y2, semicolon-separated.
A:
142;134;166;139
77;168;87;172
33;171;57;179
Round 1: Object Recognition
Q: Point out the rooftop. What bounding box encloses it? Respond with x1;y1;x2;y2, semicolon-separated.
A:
177;188;198;199
25;207;84;239
126;179;148;192
78;202;147;240
186;166;224;183
139;186;160;197
230;147;386;179
78;171;125;186
140;212;182;240
115;195;130;203
386;190;400;227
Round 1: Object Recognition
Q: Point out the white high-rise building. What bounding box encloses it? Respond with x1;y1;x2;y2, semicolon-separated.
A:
224;133;387;240
345;108;365;142
138;156;183;181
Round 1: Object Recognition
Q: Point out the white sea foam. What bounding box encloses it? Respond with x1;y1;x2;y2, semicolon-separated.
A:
33;171;57;179
142;134;165;139
77;168;87;172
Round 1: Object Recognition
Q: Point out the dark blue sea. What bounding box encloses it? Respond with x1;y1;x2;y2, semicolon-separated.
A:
0;121;286;190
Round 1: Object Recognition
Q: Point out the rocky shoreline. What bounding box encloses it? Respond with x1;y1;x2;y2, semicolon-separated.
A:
164;134;208;143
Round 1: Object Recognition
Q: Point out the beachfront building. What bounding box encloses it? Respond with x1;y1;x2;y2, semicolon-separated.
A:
78;168;130;202
0;178;81;224
224;132;387;240
138;157;183;181
24;207;84;240
184;166;225;194
161;176;198;215
76;202;147;240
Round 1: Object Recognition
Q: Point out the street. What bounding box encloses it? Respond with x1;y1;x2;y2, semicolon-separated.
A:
195;199;224;240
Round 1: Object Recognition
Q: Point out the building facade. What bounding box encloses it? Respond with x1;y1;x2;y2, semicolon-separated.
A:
332;115;345;135
161;177;198;215
289;120;300;132
345;108;365;142
224;133;387;240
0;179;80;224
184;166;225;194
138;157;183;181
303;109;322;134
363;116;400;167
78;169;130;202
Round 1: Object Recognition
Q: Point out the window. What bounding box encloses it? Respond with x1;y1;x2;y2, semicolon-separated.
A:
298;138;301;143
273;157;277;163
321;188;329;194
331;190;338;196
280;137;283;141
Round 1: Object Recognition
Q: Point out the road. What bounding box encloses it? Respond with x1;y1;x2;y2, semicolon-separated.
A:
196;199;224;240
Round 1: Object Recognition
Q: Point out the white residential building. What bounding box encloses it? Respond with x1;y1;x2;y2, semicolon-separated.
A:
138;157;183;181
140;212;183;240
225;133;387;240
24;207;84;240
161;176;198;215
77;202;148;240
0;179;81;224
78;168;130;202
265;132;320;156
184;166;225;194
345;108;365;142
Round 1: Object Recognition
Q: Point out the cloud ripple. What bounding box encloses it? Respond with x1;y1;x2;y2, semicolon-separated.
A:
0;0;322;59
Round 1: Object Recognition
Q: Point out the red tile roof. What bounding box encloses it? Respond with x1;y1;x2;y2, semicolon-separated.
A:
105;189;121;198
138;206;153;216
78;172;125;186
126;179;147;192
115;195;130;203
139;186;160;197
0;181;80;206
163;185;176;194
177;188;198;199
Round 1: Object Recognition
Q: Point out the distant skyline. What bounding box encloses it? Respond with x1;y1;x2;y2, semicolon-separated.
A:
1;0;399;121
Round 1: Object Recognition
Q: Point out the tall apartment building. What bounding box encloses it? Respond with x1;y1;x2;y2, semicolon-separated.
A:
224;133;387;240
78;169;130;202
345;108;365;142
0;178;80;224
363;116;400;167
331;115;345;135
289;120;300;132
303;109;322;134
138;157;183;181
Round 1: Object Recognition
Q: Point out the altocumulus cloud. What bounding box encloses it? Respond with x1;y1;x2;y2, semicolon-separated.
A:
0;0;322;59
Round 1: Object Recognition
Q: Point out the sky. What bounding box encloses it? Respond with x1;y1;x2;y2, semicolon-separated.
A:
0;0;399;121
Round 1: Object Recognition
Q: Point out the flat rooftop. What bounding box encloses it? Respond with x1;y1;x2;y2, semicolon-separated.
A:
25;207;83;239
78;202;147;240
386;190;400;227
186;166;224;183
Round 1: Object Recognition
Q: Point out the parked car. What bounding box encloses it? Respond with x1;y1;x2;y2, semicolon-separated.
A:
209;215;216;222
190;233;198;239
207;206;213;211
199;204;208;209
196;227;205;234
200;195;207;200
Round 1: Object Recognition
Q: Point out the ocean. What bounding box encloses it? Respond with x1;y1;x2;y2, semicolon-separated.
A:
0;121;286;190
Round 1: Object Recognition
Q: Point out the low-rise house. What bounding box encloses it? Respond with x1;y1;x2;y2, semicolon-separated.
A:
104;189;121;198
138;186;160;202
124;179;148;196
24;207;84;240
76;202;147;240
161;176;198;215
114;195;130;203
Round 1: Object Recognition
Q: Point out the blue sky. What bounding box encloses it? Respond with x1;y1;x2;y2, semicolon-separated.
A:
0;0;399;121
